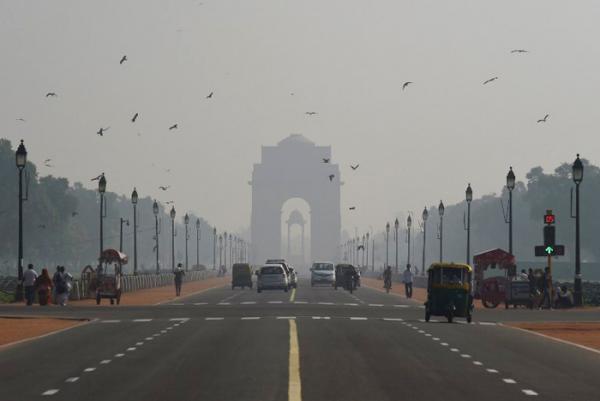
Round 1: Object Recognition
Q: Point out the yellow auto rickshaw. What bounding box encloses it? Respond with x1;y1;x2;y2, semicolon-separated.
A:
425;263;473;323
232;263;253;289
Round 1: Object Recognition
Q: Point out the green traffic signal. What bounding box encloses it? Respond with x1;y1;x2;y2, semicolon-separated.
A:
545;246;554;254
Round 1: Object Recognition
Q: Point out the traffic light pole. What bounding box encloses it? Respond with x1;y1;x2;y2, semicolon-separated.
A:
574;182;583;306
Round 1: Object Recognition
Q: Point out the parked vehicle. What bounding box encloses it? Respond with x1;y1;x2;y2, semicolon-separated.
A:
425;263;473;323
95;249;127;305
310;262;335;286
231;263;253;289
256;264;289;293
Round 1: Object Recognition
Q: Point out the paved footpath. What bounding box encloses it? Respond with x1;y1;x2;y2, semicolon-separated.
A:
1;278;599;401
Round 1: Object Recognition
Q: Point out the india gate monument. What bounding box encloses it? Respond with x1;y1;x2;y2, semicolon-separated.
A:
250;134;341;265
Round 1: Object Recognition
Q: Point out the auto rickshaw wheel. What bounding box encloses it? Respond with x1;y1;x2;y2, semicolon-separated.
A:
482;299;499;309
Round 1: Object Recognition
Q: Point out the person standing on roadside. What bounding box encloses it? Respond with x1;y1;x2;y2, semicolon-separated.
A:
402;264;413;298
35;268;53;306
23;264;38;305
174;263;185;296
539;267;552;309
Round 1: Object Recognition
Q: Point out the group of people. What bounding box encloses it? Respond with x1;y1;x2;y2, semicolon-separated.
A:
520;267;574;309
382;264;414;298
22;264;73;306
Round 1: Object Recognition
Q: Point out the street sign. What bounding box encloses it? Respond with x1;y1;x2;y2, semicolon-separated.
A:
535;245;565;257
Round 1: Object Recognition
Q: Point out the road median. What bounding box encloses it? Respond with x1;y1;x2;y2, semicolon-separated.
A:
505;321;600;353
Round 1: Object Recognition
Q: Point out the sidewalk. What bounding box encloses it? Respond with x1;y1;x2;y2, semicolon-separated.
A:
506;322;600;352
0;317;85;348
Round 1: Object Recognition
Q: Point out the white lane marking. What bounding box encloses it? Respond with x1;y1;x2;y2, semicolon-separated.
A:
503;378;517;384
344;303;358;306
312;316;331;320
241;317;261;320
433;337;440;341
101;320;121;323
294;301;308;304
83;367;96;372
368;304;384;307
412;327;419;330
269;301;283;304
522;389;538;396
394;304;409;308
145;337;154;341
425;334;432;337
100;359;111;364
133;319;152;322
277;316;296;320
450;348;460;352
473;361;483;366
42;389;59;396
460;354;471;358
486;369;499;373
174;323;180;327
153;334;161;337
318;302;334;305
194;302;208;305
440;342;449;346
160;330;167;333
135;342;144;346
382;318;403;321
170;303;185;306
169;318;190;322
241;301;256;304
166;327;173;330
205;317;224;321
127;347;136;351
479;322;497;326
115;353;125;358
350;317;368;320
65;377;79;383
218;302;231;305
418;330;425;333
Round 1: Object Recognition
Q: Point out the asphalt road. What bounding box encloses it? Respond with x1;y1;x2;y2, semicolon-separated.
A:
1;278;600;401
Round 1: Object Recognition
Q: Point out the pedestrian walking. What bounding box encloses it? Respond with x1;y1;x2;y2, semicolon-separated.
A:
23;263;38;306
402;264;413;298
174;263;185;296
539;267;552;309
53;266;71;306
35;268;53;306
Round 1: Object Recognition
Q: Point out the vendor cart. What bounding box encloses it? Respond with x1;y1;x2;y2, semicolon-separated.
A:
473;248;515;308
95;249;127;305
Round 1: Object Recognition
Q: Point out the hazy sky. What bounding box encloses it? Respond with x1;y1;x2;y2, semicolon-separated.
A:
2;1;599;235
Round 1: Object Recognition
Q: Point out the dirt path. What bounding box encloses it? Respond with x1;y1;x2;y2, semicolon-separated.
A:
0;317;84;347
507;322;600;351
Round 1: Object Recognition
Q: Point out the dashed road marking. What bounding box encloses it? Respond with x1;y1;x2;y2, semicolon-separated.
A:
450;348;459;352
294;301;308;304
269;301;283;304
486;369;499;373
160;330;167;333
350;317;368;321
479;322;497;326
433;337;440;341
368;304;384;307
440;342;449;346
218;302;231;305
241;317;261;320
312;316;331;320
100;359;111;364
318;302;334;305
394;304;409;308
115;353;125;358
382;318;403;321
127;347;136;351
205;317;224;321
83;367;96;372
65;377;79;383
133;319;152;322
169;318;190;322
522;390;538;396
503;378;517;384
194;302;208;305
42;389;59;396
170;303;184;306
344;303;358;306
135;342;144;346
418;330;425;333
241;301;256;304
277;316;296;320
425;333;432;336
473;361;483;366
101;320;121;323
461;354;471;358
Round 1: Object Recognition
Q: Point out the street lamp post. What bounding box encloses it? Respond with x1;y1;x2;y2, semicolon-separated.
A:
506;167;516;255
170;206;176;272
119;218;129;252
465;184;473;265
218;235;223;269
184;214;189;271
438;201;445;263
229;234;233;268
385;222;390;269
196;219;201;269
153;200;160;274
406;215;412;268
98;174;106;256
572;154;584;306
213;227;217;270
394;218;399;274
422;207;428;275
131;188;138;275
15;140;27;301
365;233;370;271
223;231;228;269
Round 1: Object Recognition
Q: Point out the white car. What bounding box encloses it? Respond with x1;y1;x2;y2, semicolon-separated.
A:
310;262;335;286
257;264;289;293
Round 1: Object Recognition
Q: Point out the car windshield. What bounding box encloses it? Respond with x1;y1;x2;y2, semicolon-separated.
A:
313;263;334;271
260;266;282;275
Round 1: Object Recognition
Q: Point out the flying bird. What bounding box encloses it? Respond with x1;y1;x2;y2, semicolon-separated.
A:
16;118;26;122
483;77;498;85
169;124;178;130
91;173;104;181
45;92;58;97
131;113;139;123
44;159;52;163
305;111;318;115
402;82;413;90
322;158;330;163
159;186;170;191
537;114;550;123
510;49;528;54
97;127;110;136
349;206;356;210
206;92;214;99
120;55;127;64
350;164;359;170
328;174;335;181
165;200;174;205
38;224;46;229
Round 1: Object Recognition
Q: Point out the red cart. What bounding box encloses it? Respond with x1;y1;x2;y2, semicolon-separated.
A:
473;249;516;308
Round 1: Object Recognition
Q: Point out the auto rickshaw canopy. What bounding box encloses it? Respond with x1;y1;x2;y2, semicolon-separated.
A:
99;249;128;265
427;262;473;273
473;248;515;271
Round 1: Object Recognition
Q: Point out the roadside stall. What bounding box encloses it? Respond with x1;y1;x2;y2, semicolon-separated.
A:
94;249;127;305
473;248;516;308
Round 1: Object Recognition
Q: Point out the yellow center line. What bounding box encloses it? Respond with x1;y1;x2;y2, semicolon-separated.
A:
289;287;296;302
288;319;302;401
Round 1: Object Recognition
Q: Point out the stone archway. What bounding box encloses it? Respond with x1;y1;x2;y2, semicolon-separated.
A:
250;134;341;264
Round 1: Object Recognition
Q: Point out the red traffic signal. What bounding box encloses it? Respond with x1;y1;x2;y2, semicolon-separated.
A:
544;211;555;225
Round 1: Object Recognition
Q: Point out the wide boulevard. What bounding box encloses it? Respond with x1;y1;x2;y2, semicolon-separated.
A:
2;279;599;401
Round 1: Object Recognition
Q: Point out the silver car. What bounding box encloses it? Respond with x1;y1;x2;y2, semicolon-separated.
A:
310;262;335;286
257;264;289;293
